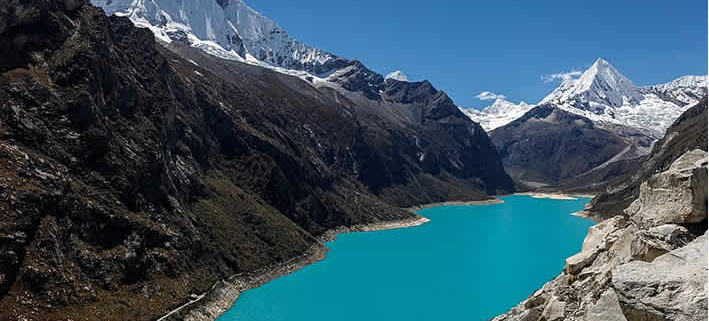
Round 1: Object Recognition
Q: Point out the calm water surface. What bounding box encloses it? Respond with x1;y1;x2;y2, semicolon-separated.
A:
219;195;594;321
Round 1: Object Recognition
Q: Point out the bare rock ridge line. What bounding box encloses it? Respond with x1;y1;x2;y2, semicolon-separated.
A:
492;146;708;320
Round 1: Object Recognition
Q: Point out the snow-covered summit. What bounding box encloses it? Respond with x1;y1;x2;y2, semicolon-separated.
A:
89;0;345;74
538;58;706;137
385;70;409;82
461;98;533;131
647;75;708;106
541;58;644;108
465;59;706;136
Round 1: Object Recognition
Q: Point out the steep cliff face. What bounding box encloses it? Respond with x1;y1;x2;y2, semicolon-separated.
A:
493;149;708;321
0;1;512;319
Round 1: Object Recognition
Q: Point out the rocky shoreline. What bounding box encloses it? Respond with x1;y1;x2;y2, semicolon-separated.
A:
158;215;430;321
570;210;603;223
493;150;708;321
156;191;612;321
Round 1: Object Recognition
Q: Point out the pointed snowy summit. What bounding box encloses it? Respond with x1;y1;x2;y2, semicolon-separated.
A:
541;58;643;108
538;58;706;137
385;70;409;82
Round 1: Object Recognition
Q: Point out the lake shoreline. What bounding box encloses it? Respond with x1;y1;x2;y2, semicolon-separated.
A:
570;209;603;223
157;215;430;321
160;193;596;321
515;192;596;200
405;198;504;211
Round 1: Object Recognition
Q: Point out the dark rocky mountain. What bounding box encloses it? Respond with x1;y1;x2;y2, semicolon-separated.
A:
489;104;651;188
0;0;512;319
588;97;708;220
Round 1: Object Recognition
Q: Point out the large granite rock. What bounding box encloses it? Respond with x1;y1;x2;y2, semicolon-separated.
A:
625;149;708;228
613;233;707;321
564;216;628;275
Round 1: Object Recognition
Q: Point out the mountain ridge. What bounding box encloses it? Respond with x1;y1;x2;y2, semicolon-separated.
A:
468;58;706;137
0;1;514;319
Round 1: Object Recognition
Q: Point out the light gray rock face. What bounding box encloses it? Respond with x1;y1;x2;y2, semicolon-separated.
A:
613;233;707;321
564;216;629;275
492;149;708;321
631;224;693;262
584;289;627;321
541;295;566;321
625;149;708;228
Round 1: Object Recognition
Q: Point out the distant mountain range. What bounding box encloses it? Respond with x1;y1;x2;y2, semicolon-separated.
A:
1;0;707;320
89;0;706;141
465;59;707;136
89;0;401;98
465;58;706;189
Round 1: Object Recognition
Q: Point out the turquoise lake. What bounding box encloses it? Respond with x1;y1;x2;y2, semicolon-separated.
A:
219;195;594;321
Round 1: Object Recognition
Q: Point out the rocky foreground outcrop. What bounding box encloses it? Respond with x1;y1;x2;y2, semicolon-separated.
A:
492;149;708;321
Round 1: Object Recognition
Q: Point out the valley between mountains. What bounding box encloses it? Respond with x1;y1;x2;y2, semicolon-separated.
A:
0;0;706;320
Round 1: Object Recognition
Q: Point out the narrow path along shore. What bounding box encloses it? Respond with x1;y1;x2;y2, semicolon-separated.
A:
157;215;430;321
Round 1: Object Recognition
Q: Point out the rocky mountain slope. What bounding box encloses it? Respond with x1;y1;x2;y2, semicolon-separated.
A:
488;104;653;187
589;97;708;220
492;107;708;320
485;59;705;189
86;0;407;101
0;1;512;320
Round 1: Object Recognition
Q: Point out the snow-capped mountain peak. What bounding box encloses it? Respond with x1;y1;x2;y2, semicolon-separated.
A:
89;0;345;74
461;97;533;131
541;58;643;108
534;58;707;137
466;59;706;136
385;70;409;82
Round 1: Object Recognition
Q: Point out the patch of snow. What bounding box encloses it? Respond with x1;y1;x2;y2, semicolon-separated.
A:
385;70;409;82
461;98;533;131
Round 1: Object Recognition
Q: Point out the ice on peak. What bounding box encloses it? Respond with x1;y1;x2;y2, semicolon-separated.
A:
484;97;530;114
461;97;534;131
89;0;342;75
536;58;706;137
653;75;707;90
541;58;643;108
385;70;409;82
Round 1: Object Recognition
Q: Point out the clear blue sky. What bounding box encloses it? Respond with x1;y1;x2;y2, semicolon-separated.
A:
246;0;707;109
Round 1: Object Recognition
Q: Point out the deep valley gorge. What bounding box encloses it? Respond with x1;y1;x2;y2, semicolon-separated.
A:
0;0;706;320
